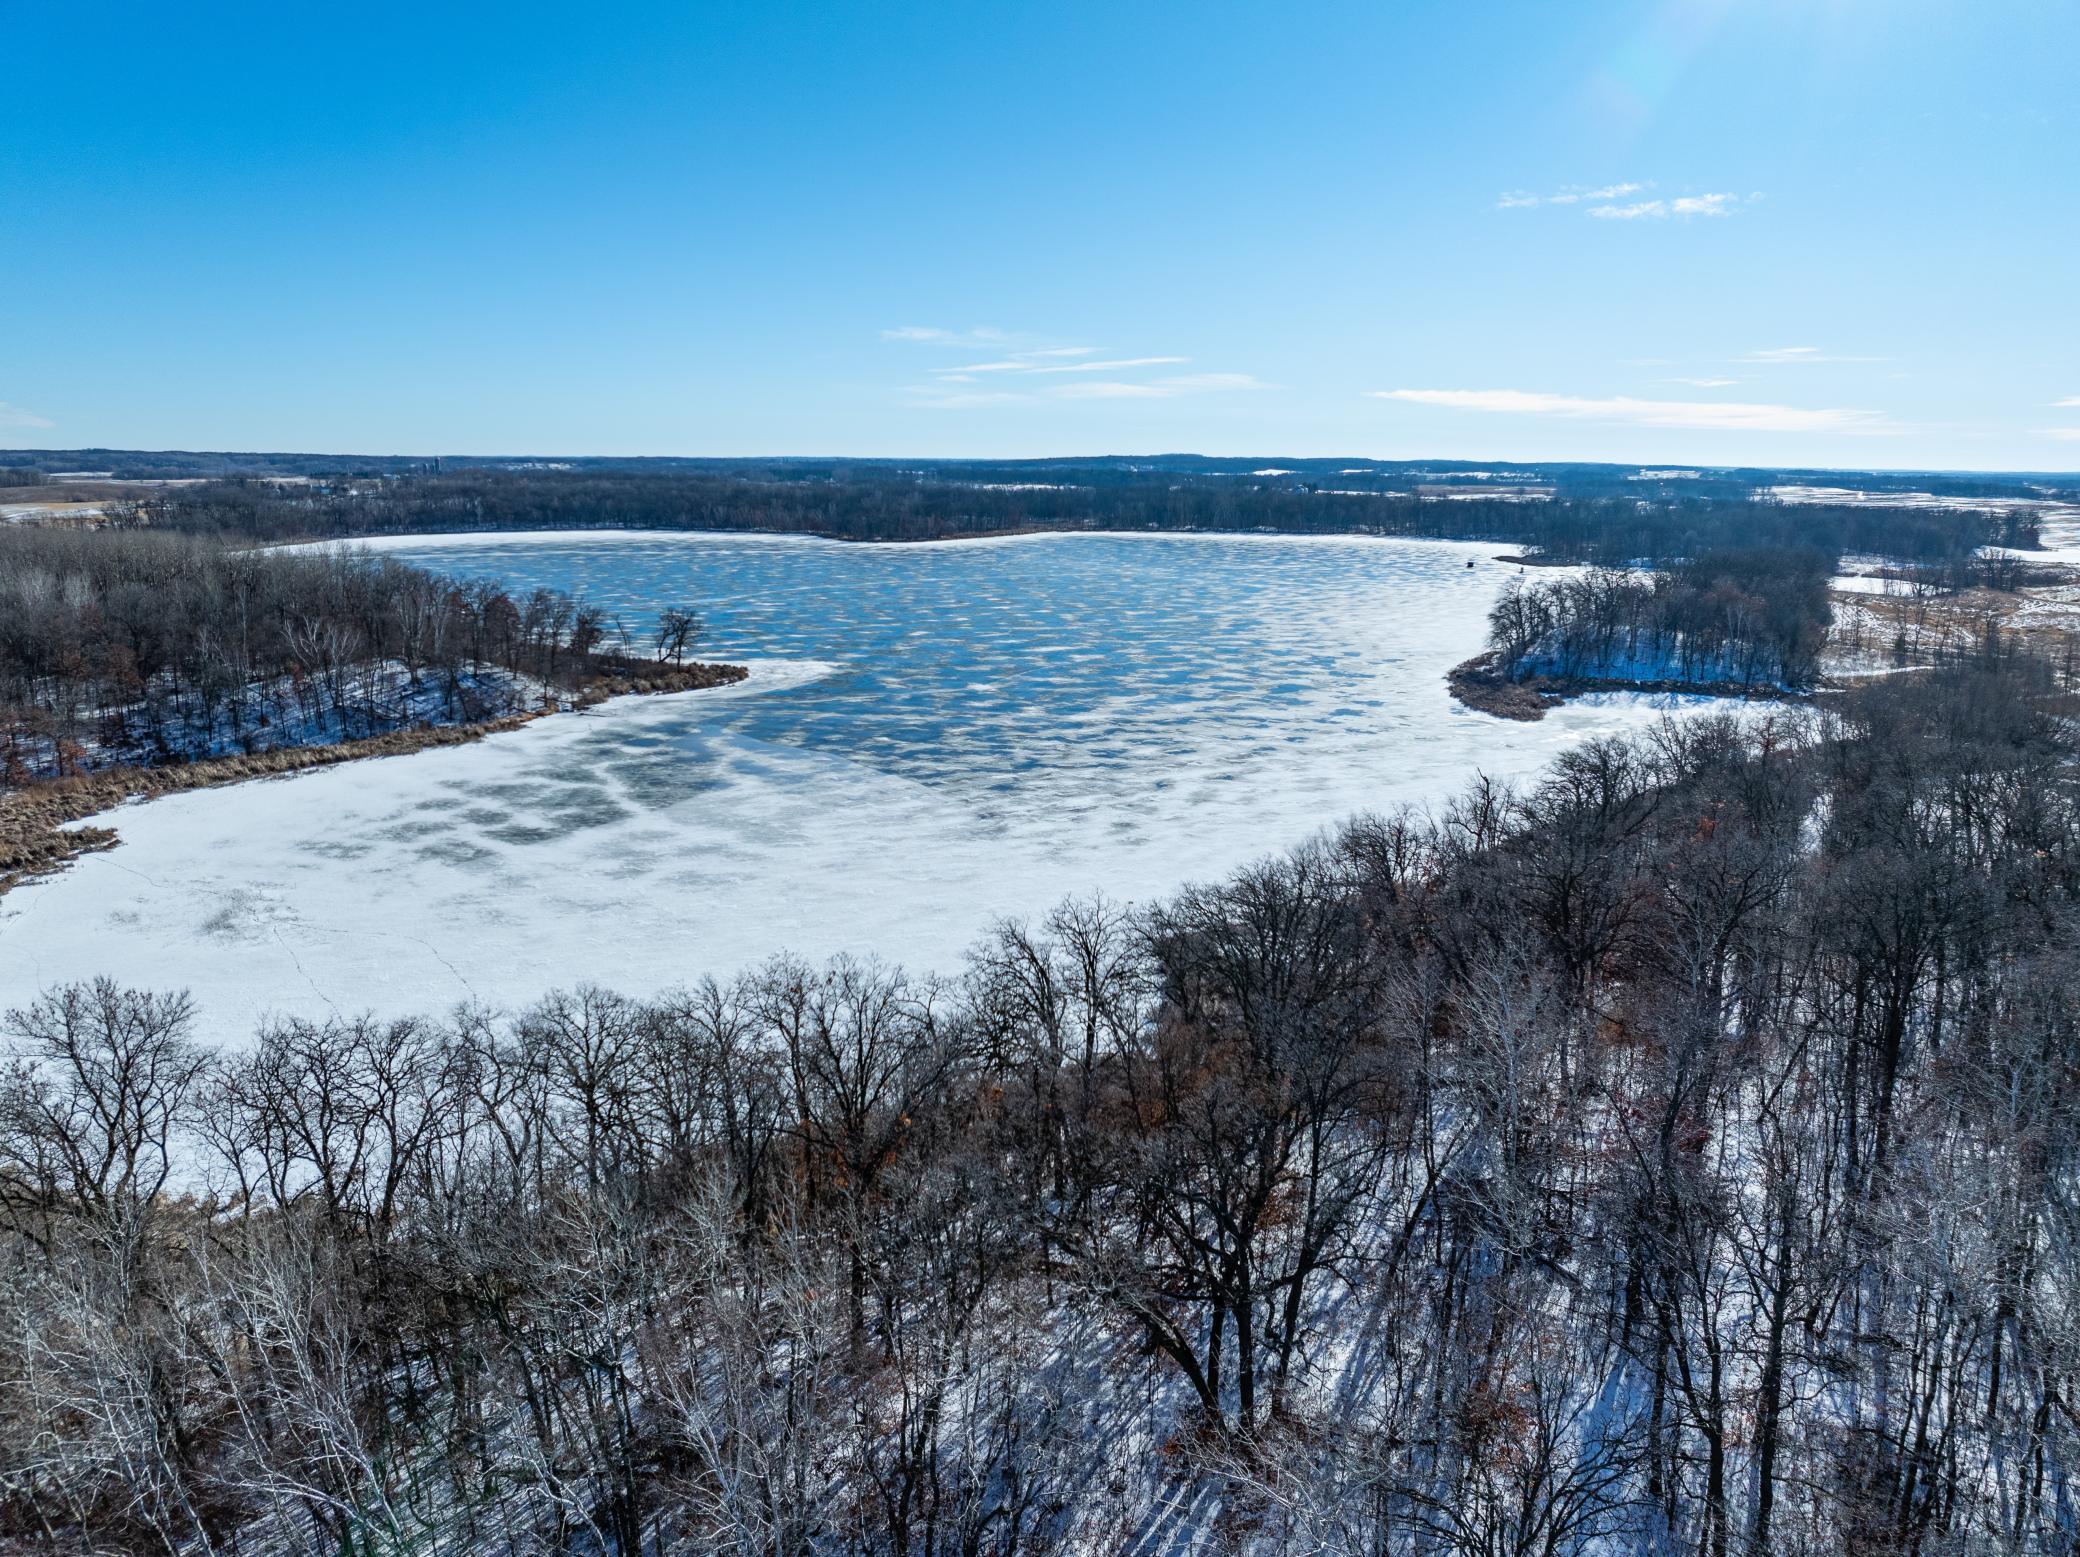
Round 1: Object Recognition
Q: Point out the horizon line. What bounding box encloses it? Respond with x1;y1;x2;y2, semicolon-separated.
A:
4;446;2077;479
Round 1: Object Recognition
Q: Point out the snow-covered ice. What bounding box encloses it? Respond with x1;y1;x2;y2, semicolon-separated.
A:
2;532;1710;1038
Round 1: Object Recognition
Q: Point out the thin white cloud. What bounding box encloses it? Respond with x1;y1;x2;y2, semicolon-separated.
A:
1052;374;1266;401
880;325;1008;346
949;358;1073;374
1664;377;1740;388
894;331;1264;405
945;355;1186;377
1370;387;1887;434
2043;428;2080;442
1502;183;1749;220
1499;181;1646;209
1051;356;1188;373
1588;200;1666;220
2053;396;2080;408
1590;192;1740;219
1740;345;1883;365
905;387;1027;409
1161;372;1267;392
0;402;54;429
893;328;1263;406
1055;373;1267;400
912;370;1267;408
1052;381;1172;400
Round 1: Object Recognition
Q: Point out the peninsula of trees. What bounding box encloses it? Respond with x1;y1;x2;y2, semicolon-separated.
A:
1452;548;1836;716
0;526;737;889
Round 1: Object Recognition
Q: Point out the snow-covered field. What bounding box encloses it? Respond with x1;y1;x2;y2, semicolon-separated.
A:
1829;572;1919;596
1;531;1709;1039
1771;482;2080;520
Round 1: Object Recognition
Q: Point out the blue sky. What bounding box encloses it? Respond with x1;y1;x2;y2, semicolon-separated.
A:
3;0;2075;468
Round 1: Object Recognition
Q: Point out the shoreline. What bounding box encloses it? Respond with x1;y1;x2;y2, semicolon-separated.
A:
1447;650;1813;722
267;524;1529;557
0;660;747;897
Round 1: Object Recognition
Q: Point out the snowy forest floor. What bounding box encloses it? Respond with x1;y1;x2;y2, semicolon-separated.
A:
1826;570;2080;680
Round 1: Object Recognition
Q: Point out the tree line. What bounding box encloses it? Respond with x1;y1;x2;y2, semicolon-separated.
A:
5;649;2079;1553
0;528;639;783
127;468;2030;565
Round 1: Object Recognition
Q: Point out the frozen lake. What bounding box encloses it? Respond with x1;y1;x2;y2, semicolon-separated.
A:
2;531;1699;1037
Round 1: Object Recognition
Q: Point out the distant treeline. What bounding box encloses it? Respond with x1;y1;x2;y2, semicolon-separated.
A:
0;529;630;781
5;447;2074;502
1489;548;1835;690
7;655;2080;1554
127;468;2034;563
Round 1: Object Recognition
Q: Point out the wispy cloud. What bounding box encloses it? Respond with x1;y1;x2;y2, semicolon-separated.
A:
2053;396;2080;408
1370;387;1887;434
1590;191;1741;219
904;388;1027;410
909;371;1268;409
1587;200;1665;220
1498;181;1646;209
880;325;1008;347
1161;373;1267;393
1052;381;1173;400
1500;183;1752;220
2043;427;2080;442
1056;372;1265;400
1663;376;1740;388
948;355;1188;376
1740;345;1883;365
0;402;53;430
891;329;1265;407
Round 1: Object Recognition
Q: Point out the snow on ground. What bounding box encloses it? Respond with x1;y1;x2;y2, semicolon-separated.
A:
1;501;106;522
2;531;1714;1041
1979;509;2080;567
78;662;537;776
1830;573;1921;596
1769;483;2080;518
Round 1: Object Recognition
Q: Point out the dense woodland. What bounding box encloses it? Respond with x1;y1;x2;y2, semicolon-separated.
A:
5;652;2080;1553
1488;550;1836;691
0;528;635;782
115;467;2038;564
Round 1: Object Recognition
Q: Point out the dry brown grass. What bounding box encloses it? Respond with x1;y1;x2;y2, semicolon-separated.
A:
1446;652;1567;720
1826;580;2080;682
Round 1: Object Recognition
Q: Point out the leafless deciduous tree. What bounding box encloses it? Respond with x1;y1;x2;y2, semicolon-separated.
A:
3;655;2080;1553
